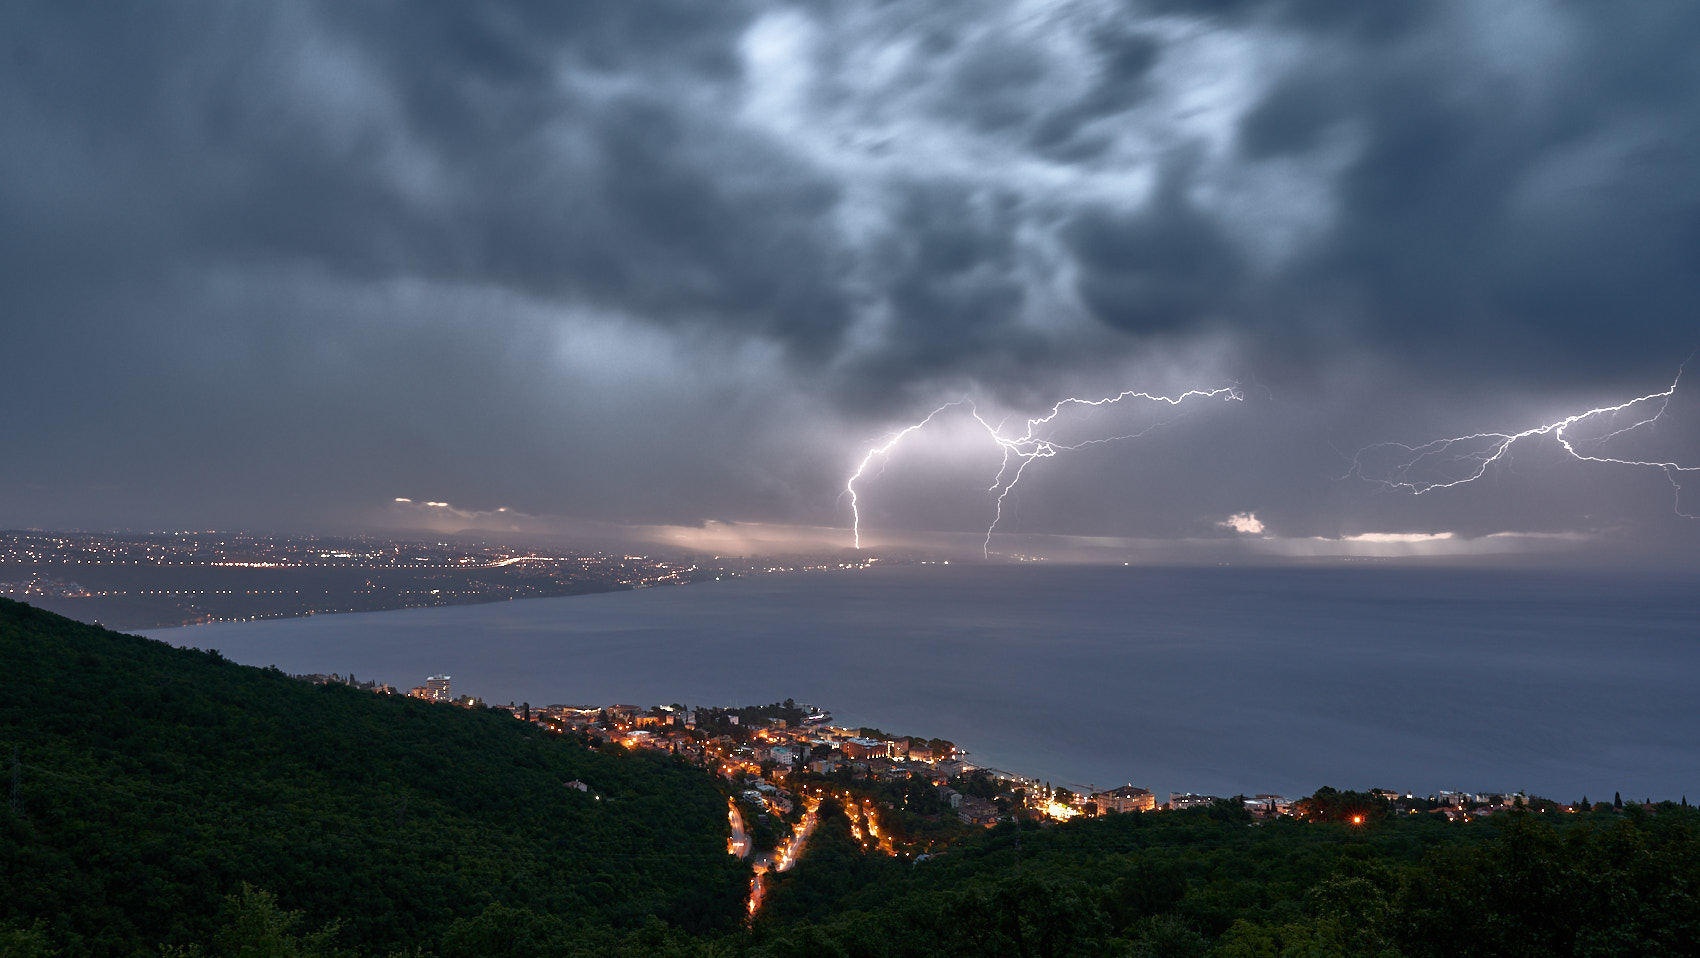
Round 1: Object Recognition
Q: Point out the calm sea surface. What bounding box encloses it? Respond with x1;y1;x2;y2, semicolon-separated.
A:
146;564;1700;802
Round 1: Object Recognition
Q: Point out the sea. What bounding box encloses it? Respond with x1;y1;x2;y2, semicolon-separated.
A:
145;563;1700;803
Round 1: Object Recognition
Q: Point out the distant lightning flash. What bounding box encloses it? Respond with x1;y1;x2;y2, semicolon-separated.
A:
1348;368;1699;518
846;385;1242;556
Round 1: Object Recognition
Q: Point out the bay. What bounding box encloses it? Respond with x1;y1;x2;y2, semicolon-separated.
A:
145;563;1700;802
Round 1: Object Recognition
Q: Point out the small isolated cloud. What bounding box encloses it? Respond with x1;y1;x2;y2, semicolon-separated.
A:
1220;512;1265;535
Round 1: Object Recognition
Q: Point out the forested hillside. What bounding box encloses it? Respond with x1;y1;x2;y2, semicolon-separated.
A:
0;599;747;957
746;792;1700;956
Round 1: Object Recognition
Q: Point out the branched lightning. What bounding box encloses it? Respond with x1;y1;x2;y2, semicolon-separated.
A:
1347;368;1699;518
846;385;1242;556
845;401;971;551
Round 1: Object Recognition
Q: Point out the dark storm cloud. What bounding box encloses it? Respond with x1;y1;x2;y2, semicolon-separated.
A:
2;0;1697;549
3;1;853;348
1143;0;1436;42
1028;25;1162;161
1065;158;1247;336
1026;0;1700;395
833;183;1051;409
10;0;1688;390
1273;4;1699;378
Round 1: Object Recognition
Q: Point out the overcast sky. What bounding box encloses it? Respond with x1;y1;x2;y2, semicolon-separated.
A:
4;0;1698;563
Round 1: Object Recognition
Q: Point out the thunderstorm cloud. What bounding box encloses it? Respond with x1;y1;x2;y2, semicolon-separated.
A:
2;0;1697;562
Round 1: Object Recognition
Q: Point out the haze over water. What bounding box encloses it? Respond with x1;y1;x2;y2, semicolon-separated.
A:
150;564;1700;802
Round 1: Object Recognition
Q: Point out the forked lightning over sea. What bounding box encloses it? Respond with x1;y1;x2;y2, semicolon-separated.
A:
846;385;1243;557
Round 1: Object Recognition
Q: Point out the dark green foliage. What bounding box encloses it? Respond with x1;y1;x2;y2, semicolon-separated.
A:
763;798;895;914
1393;808;1700;957
749;792;1700;957
198;884;350;958
0;921;56;958
1295;785;1390;824
0;599;747;957
701;703;805;730
949;771;1002;801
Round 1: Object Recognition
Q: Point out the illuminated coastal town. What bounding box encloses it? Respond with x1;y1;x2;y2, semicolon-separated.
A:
299;669;1571;915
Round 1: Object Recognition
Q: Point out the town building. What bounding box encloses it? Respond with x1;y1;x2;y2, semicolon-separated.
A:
842;738;889;760
1245;794;1294;816
956;796;1000;826
635;710;674;728
1097;784;1156;813
425;674;451;703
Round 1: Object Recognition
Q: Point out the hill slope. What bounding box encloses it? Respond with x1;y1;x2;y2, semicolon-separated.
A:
0;598;746;956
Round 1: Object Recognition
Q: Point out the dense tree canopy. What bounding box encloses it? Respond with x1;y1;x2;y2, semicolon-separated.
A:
0;599;747;957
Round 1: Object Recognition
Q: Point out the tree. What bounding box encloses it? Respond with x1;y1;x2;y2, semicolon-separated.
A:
1123;914;1208;958
0;922;54;958
211;884;347;958
903;773;943;815
439;903;562;958
1295;786;1388;824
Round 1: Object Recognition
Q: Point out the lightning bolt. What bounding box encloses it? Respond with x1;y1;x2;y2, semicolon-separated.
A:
1347;368;1698;519
846;385;1243;556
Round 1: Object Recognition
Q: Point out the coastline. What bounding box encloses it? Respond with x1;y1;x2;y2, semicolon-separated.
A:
136;563;1700;801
